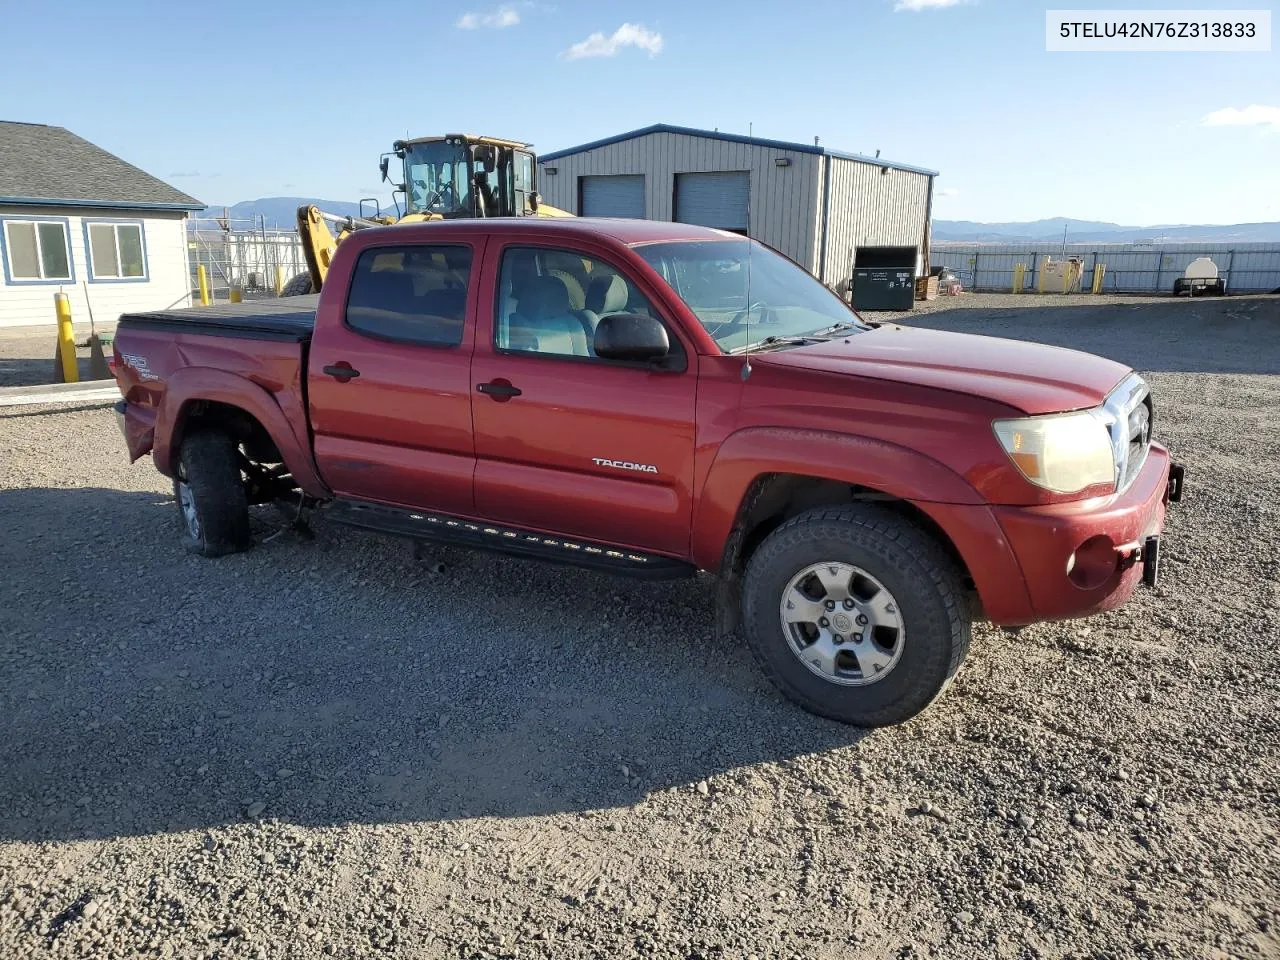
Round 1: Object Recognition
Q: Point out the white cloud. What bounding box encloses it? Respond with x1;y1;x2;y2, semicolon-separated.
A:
894;0;967;10
937;187;960;198
563;22;663;60
1201;105;1280;132
456;4;521;29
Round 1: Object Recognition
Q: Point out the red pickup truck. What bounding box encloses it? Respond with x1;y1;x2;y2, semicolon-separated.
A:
112;217;1183;727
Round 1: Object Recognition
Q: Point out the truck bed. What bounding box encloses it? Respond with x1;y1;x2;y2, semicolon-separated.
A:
117;295;319;342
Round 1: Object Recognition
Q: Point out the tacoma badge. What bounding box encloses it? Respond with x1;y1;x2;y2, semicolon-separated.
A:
592;458;658;474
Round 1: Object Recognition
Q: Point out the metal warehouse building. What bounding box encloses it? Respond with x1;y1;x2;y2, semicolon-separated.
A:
536;123;938;288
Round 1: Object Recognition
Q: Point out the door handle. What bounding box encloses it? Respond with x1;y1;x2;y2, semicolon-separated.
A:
477;380;522;399
323;363;360;382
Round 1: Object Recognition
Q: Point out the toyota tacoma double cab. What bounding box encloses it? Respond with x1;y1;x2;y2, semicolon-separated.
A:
111;217;1183;727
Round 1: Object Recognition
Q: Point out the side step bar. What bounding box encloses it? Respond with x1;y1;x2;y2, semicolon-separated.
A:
324;499;697;580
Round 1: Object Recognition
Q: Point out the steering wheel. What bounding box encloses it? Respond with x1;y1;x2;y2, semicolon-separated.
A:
417;181;453;211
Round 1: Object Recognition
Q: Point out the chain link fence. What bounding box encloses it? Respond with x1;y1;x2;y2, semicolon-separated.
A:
931;242;1280;295
187;217;309;302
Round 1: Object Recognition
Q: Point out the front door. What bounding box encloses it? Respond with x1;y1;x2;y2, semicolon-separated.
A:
470;241;698;557
307;238;483;514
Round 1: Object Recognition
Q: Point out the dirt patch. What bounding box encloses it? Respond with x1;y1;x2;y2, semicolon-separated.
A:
1;296;1277;958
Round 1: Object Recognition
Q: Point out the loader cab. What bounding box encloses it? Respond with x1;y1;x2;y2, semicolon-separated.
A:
394;135;540;219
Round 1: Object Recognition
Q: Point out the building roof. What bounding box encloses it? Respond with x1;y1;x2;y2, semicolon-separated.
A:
538;123;939;177
0;121;204;211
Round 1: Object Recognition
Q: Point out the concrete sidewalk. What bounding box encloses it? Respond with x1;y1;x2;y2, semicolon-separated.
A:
0;379;121;408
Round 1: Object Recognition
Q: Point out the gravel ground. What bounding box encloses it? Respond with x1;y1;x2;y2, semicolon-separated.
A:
1;294;1278;959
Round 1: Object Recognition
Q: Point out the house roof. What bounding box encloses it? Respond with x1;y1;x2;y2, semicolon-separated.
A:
538;123;939;177
0;121;204;211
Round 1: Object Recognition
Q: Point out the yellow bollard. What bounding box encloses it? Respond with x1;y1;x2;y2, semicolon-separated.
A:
197;264;211;306
1012;263;1025;294
229;284;243;304
1091;263;1106;294
54;292;79;383
274;265;285;296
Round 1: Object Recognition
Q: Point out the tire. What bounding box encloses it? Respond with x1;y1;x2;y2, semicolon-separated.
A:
741;505;970;727
174;431;251;557
279;272;315;297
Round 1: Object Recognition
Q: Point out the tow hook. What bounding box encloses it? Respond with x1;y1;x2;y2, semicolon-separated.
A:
1167;463;1185;503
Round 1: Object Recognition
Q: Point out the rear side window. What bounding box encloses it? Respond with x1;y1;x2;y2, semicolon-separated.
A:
344;244;472;346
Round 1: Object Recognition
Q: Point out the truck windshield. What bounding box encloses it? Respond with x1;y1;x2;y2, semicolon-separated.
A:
633;239;869;353
403;141;471;216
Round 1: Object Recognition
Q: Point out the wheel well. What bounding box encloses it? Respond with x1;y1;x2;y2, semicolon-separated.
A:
175;400;281;469
723;473;974;590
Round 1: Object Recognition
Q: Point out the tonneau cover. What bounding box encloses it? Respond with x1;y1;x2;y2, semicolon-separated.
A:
118;295;319;341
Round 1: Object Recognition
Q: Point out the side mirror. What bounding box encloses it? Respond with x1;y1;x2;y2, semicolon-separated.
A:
379;156;390;182
594;313;669;363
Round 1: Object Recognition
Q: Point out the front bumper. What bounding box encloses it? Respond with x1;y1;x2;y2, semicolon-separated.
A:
990;444;1182;623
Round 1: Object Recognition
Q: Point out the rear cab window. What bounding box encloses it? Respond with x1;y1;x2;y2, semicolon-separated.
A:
344;244;473;346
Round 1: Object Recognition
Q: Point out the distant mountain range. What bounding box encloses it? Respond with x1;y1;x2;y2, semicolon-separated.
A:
191;197;397;230
933;217;1280;244
194;200;1280;245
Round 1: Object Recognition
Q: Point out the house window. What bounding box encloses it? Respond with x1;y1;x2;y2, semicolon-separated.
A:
86;222;146;280
2;219;72;282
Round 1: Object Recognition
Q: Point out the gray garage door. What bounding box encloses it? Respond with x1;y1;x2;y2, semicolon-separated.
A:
580;175;646;218
674;171;750;231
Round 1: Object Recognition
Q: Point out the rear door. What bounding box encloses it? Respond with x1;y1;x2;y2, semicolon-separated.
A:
307;237;484;514
470;238;697;557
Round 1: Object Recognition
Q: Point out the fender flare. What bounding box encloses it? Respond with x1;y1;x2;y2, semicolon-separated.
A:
153;367;330;499
690;426;984;572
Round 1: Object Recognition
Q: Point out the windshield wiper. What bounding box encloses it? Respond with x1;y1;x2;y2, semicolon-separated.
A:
730;335;826;355
810;320;865;336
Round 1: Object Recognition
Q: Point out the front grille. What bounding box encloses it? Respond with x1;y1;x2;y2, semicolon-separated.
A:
1101;373;1152;492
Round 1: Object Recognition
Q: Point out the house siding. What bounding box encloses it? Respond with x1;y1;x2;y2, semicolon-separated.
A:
0;205;190;329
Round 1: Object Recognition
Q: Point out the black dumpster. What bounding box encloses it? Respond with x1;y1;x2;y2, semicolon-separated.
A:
850;245;917;311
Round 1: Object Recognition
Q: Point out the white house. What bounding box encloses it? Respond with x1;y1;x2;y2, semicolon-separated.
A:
0;121;203;329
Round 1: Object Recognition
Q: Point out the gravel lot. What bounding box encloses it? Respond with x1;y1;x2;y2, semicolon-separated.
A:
2;293;1278;959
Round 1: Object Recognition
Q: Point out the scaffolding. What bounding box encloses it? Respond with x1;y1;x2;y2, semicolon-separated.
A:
187;216;309;301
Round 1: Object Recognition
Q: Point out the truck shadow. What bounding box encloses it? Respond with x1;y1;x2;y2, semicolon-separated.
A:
0;486;871;844
888;294;1280;375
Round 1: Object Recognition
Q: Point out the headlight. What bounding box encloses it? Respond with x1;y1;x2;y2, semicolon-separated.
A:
992;411;1114;494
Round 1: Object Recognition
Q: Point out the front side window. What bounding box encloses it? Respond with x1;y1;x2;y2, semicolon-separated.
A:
633;239;869;354
3;219;72;281
87;222;145;279
402;141;472;216
344;244;471;346
495;245;665;360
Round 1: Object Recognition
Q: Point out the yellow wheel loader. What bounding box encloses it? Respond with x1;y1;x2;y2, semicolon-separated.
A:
282;134;572;296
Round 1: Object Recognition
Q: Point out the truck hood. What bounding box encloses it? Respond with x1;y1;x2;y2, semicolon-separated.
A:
762;325;1131;415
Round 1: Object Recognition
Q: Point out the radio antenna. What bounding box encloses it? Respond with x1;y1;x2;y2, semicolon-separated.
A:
741;193;754;380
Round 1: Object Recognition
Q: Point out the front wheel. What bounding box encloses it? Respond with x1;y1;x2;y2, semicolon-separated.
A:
741;505;970;727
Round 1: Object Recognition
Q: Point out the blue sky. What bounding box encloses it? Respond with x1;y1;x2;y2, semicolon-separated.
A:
2;0;1275;224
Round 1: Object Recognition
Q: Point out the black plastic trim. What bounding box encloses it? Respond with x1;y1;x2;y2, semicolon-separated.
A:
326;499;696;580
1168;462;1185;503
